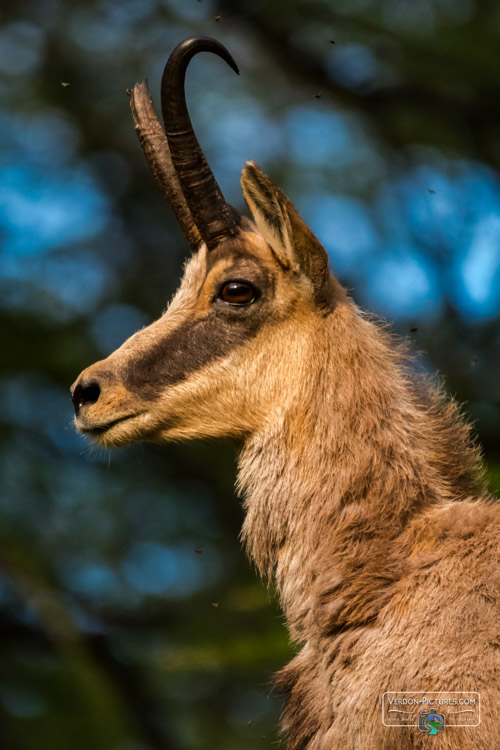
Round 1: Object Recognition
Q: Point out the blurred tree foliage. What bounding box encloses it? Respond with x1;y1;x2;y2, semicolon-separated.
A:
0;0;499;748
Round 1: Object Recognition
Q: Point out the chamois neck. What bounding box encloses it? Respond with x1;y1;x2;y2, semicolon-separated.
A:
237;300;484;639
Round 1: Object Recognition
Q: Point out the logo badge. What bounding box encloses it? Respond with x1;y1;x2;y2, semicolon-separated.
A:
418;711;446;735
382;691;479;727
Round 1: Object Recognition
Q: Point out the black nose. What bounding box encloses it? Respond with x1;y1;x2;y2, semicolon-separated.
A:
71;381;101;415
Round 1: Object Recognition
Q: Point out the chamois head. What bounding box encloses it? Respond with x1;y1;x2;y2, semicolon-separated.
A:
71;37;345;447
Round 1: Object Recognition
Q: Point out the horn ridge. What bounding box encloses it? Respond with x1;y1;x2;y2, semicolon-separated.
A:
129;80;202;251
161;36;240;249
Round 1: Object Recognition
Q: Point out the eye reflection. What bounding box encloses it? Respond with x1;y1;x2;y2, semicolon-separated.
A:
218;281;258;305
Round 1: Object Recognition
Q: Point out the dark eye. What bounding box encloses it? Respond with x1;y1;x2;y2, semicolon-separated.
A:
218;281;258;305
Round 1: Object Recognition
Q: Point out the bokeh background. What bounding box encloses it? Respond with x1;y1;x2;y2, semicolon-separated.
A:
1;1;499;748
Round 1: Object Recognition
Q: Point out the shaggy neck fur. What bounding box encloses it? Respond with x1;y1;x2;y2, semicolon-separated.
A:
237;299;485;643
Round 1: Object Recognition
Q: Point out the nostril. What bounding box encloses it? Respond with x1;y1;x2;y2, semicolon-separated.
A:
72;381;101;414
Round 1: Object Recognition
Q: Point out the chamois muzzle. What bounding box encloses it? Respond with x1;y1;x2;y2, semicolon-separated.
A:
71;361;146;443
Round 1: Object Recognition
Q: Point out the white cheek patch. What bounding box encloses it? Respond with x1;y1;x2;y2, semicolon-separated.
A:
163;243;208;317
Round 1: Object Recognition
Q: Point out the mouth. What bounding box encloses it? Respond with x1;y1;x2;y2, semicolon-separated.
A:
77;412;145;441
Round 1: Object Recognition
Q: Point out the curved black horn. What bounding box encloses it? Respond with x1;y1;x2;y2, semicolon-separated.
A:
161;37;240;249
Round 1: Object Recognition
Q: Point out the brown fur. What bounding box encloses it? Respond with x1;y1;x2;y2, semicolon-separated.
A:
72;161;500;749
239;303;499;749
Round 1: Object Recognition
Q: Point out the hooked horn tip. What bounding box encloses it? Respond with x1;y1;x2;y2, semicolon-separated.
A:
167;36;240;78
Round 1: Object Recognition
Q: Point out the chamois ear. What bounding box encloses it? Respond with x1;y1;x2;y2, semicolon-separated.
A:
241;161;334;308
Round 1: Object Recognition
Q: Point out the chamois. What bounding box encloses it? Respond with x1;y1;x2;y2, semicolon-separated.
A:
72;37;500;749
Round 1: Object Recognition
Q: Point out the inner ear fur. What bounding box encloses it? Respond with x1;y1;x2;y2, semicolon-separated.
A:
241;161;336;309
